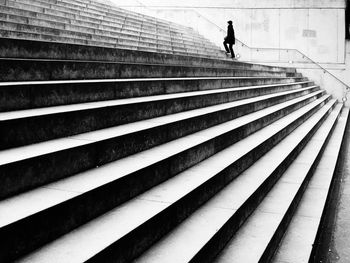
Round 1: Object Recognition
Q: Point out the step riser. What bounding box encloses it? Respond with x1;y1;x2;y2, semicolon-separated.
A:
0;59;295;82
0;87;318;149
258;106;339;263
190;102;336;263
87;98;333;263
0;38;294;73
0;79;311;112
0;90;323;199
0;94;326;262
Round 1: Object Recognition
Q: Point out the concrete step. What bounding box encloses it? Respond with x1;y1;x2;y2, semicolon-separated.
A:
0;84;318;148
0;77;310;112
8;96;333;263
3;0;210;45
0;29;223;58
79;2;173;33
0;88;323;200
0;95;330;262
73;0;185;33
272;107;349;263
0;57;300;82
0;38;294;74
20;0;194;36
0;20;216;53
133;99;337;263
0;11;218;51
213;103;343;263
62;0;163;26
55;0;180;31
0;5;209;47
49;0;207;44
5;0;169;31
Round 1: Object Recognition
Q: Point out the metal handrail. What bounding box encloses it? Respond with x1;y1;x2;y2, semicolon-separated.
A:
194;10;350;102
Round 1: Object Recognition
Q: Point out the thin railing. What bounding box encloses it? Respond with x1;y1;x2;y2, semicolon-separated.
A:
194;10;350;102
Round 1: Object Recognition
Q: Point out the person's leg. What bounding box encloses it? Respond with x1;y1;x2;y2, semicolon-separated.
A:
223;40;230;53
229;43;235;58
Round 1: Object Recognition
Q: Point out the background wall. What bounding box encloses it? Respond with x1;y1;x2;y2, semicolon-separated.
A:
109;0;350;104
112;0;346;64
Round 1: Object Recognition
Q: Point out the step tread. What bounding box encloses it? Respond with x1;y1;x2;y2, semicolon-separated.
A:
13;96;332;263
0;57;283;71
0;76;300;87
0;57;289;73
0;38;294;73
127;99;338;263
212;103;343;263
272;106;349;263
0;85;315;121
0;93;326;228
0;86;319;166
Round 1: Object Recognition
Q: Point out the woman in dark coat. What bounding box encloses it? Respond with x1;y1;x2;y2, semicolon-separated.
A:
223;20;235;59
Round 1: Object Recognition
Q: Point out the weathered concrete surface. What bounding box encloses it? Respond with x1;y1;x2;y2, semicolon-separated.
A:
313;107;350;262
326;113;350;263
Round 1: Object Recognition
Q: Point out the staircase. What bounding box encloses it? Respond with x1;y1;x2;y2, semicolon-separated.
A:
0;0;224;58
0;0;349;262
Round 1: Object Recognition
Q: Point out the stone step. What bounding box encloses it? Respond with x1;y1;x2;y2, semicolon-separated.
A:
3;0;209;45
0;38;293;74
0;84;317;148
0;57;299;82
62;0;159;24
0;29;223;59
0;4;164;41
5;0;183;32
133;99;337;263
0;15;208;53
8;96;333;263
0;88;323;200
0;12;152;44
69;0;187;31
56;0;180;30
22;0;196;36
0;10;218;51
0;77;309;111
213;103;343;263
64;2;207;44
272;107;349;263
0;20;218;55
0;96;329;262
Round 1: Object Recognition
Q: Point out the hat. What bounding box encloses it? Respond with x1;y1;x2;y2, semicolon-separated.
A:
227;20;232;24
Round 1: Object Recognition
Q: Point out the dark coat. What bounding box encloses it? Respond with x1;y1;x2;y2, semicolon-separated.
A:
225;24;235;44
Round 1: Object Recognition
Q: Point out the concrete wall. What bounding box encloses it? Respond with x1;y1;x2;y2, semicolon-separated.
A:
110;0;350;104
113;0;346;64
299;40;350;106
